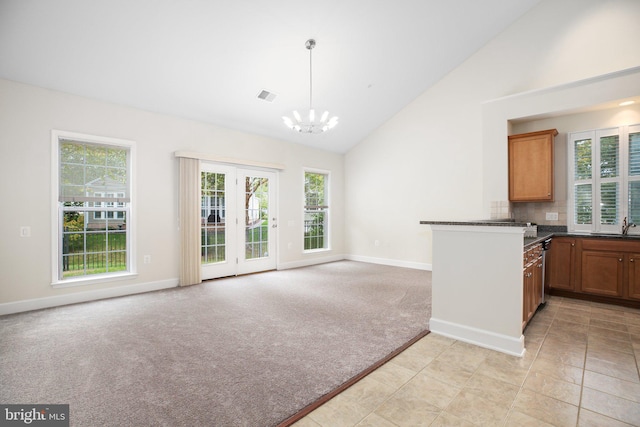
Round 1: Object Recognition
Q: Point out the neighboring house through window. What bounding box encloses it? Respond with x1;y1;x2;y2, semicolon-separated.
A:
52;130;135;285
304;170;329;250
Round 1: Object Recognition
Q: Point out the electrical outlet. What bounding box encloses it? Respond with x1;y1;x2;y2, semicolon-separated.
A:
20;226;31;237
545;212;559;221
143;255;151;264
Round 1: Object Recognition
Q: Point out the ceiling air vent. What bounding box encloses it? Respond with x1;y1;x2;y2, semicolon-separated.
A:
257;89;277;103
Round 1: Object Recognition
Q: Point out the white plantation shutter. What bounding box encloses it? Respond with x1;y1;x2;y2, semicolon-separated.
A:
569;125;639;233
572;135;593;228
628;127;640;224
598;133;619;227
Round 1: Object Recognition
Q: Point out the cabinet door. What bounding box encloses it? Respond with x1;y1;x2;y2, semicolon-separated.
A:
533;257;543;308
523;265;534;328
629;254;640;300
547;238;575;291
581;250;624;297
508;129;556;202
523;259;541;330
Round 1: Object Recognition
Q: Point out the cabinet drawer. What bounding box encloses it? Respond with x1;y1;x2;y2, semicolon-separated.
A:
581;238;640;252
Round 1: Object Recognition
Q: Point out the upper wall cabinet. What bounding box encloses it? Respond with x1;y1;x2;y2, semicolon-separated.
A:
508;129;557;202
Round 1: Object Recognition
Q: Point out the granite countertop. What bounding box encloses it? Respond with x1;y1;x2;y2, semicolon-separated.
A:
524;232;554;247
420;220;640;246
419;219;529;227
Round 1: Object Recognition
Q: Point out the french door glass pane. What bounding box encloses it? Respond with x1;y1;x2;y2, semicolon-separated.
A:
630;132;640;176
574;139;592;180
575;184;592;224
600;135;619;178
201;171;226;264
245;177;269;260
600;182;618;225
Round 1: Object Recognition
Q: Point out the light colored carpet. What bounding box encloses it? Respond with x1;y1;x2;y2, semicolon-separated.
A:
0;261;431;426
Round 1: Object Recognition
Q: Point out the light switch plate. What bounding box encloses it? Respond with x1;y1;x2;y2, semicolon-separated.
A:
545;212;559;221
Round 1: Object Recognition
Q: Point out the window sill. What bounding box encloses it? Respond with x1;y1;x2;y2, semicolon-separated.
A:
52;272;138;288
303;248;331;254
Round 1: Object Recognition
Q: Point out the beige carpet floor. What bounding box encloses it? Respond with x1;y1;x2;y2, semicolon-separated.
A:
0;261;431;426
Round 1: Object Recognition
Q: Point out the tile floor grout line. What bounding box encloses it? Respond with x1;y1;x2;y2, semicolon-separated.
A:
575;300;592;427
503;299;561;426
352;338;455;427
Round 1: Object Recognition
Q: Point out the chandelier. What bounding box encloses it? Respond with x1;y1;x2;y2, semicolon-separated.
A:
282;39;338;133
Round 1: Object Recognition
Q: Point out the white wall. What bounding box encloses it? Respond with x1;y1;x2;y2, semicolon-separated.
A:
0;79;344;309
345;0;640;267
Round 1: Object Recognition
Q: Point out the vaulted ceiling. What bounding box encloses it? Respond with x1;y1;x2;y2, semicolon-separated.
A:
0;0;541;152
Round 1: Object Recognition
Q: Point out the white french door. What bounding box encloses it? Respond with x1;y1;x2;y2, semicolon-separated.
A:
201;163;277;280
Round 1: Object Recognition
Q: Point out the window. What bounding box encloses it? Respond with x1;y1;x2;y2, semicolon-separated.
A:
53;131;135;285
568;124;640;233
304;171;329;250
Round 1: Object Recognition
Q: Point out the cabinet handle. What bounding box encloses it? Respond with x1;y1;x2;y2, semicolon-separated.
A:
619;258;623;262
631;259;635;262
571;243;575;247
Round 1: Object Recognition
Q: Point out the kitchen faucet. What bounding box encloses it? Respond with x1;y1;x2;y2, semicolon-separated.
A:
622;216;636;235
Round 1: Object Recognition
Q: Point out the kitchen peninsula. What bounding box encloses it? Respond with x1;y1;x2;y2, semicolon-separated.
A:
421;220;533;356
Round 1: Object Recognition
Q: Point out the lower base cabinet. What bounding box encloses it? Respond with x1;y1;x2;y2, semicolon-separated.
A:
547;237;640;305
629;253;640;300
546;237;576;291
581;250;624;297
523;244;543;330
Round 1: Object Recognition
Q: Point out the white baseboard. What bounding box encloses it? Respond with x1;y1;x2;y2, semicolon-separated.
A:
345;254;432;271
277;254;346;270
429;317;525;357
0;279;179;316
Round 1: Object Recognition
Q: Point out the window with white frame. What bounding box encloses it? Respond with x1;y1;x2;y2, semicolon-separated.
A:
53;131;134;284
304;171;329;250
568;124;640;233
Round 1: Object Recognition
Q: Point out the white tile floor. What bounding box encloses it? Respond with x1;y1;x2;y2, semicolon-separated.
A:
293;296;640;426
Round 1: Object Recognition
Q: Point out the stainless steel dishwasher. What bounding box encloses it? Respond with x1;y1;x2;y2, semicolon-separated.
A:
540;237;552;305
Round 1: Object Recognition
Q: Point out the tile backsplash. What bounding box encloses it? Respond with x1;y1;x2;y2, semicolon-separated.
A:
491;200;567;226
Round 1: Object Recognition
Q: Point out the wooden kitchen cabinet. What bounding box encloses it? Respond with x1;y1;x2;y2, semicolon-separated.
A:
546;237;576;291
508;129;557;202
523;264;534;328
549;237;640;307
523;243;543;330
628;253;640;300
580;250;624;297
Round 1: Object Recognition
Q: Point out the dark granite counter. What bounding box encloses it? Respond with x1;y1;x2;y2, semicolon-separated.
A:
420;220;640;246
419;219;528;227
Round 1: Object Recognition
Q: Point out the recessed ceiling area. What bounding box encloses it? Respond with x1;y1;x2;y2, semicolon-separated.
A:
0;0;542;153
509;96;640;124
